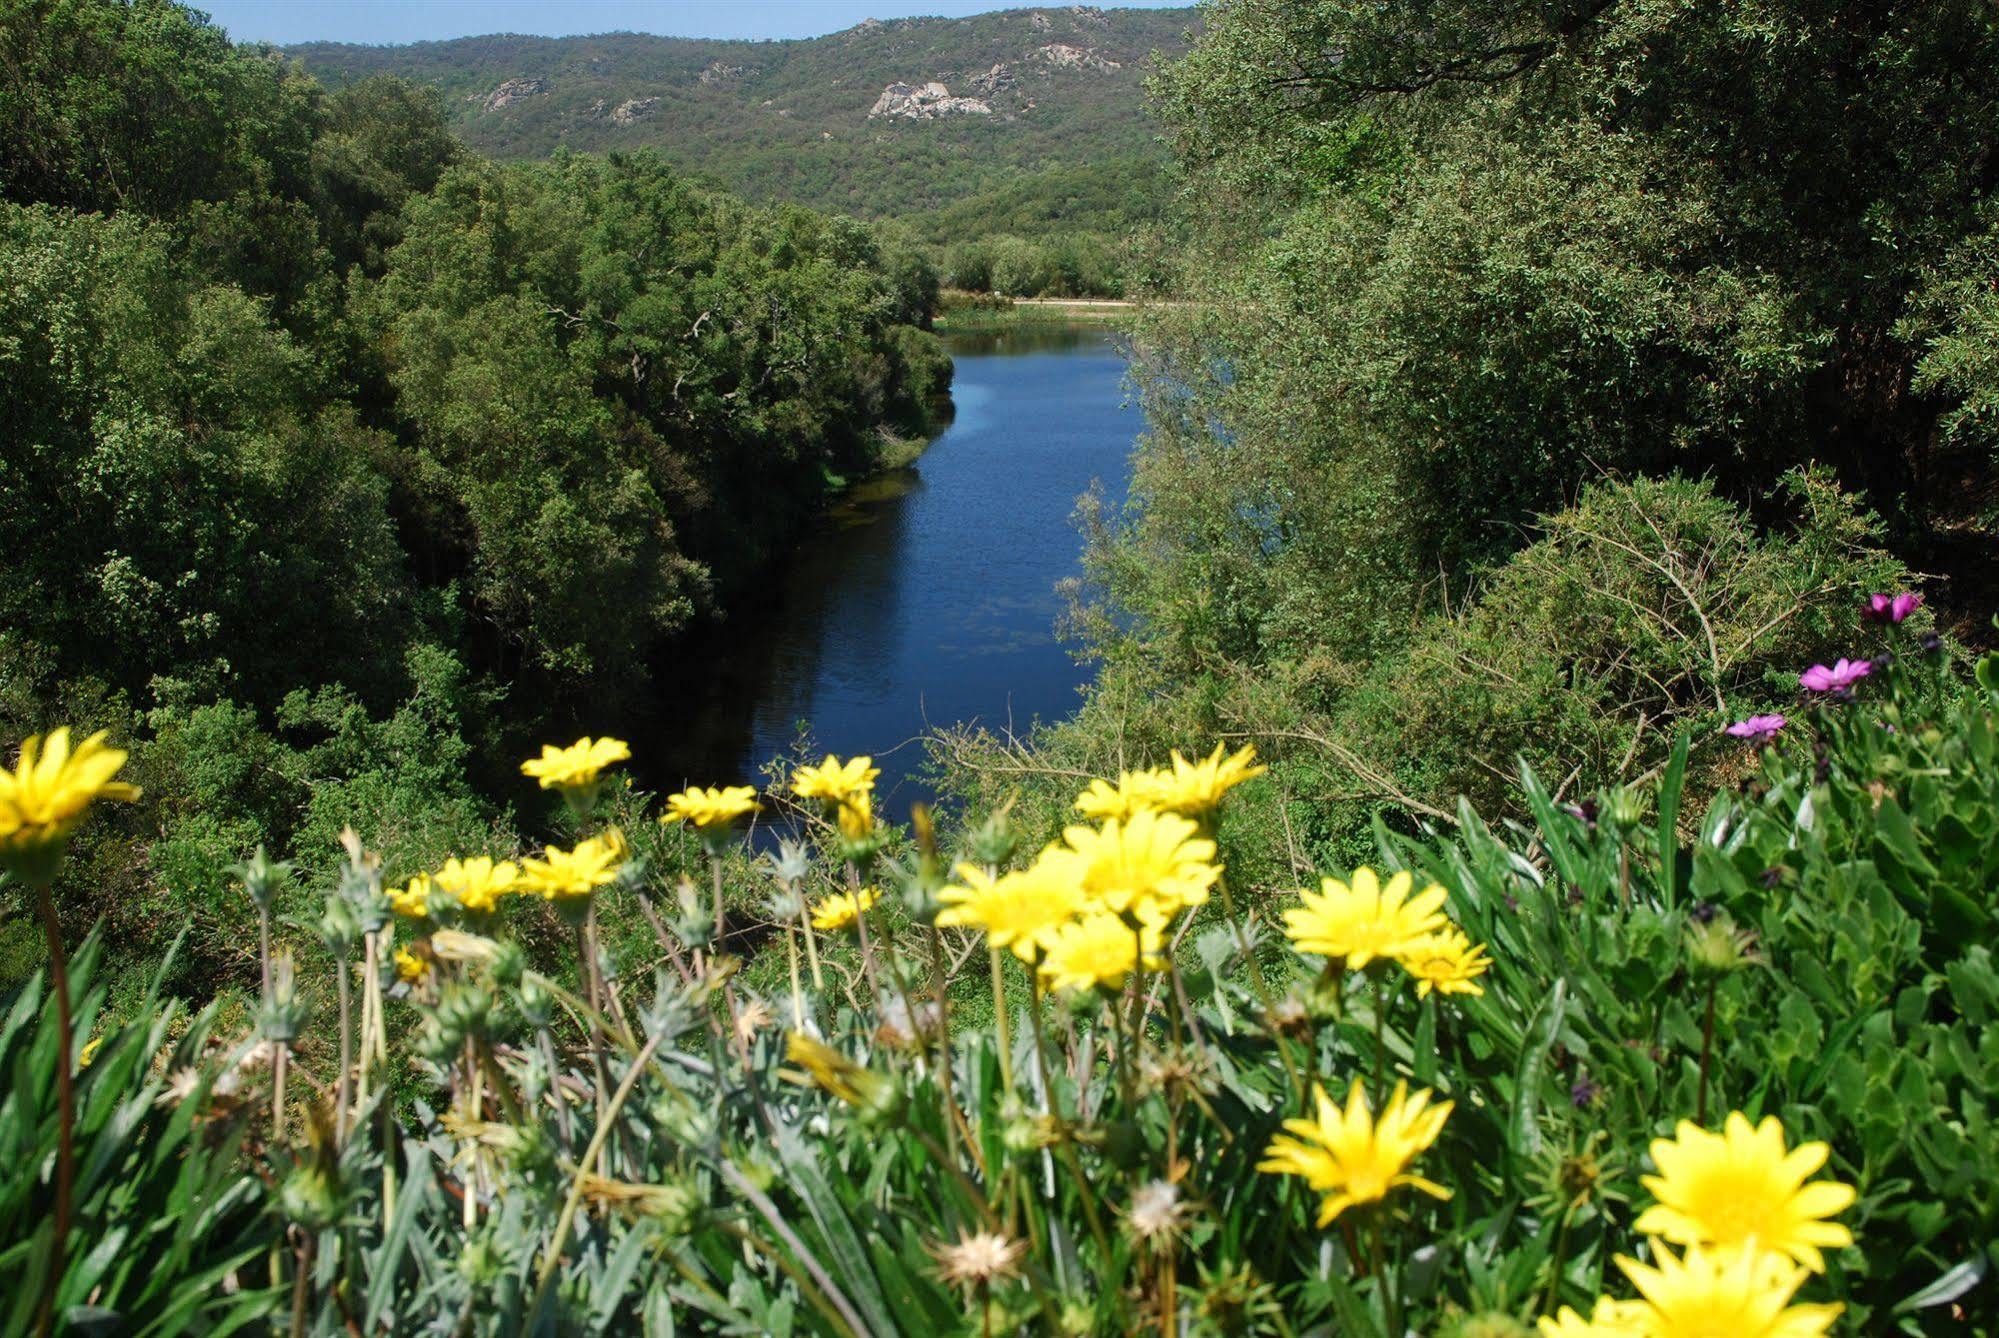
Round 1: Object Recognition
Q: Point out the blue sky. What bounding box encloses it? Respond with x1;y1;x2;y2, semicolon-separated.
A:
197;1;1191;46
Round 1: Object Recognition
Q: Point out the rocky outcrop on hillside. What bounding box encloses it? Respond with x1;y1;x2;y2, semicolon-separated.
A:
699;61;755;85
1037;43;1120;73
970;62;1016;95
868;81;994;120
610;97;659;126
482;77;547;112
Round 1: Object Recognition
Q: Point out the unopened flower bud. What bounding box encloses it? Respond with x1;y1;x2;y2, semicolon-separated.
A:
415;1016;460;1065
518;978;553;1029
768;839;813;886
458;1235;505;1285
1605;786;1646;830
231;845;290;913
437;980;492;1040
966;809;1020;868
317;896;361;956
279;1164;341;1229
1685;914;1757;976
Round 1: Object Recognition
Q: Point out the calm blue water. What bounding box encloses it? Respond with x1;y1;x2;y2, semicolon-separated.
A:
652;325;1133;813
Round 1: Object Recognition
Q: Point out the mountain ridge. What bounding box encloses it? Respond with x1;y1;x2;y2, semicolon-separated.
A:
286;6;1198;236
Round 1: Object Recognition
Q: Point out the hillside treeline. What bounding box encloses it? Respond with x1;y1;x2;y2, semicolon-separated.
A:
942;0;1999;877
0;0;948;991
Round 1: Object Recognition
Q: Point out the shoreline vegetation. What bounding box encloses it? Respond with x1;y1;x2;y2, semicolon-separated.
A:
935;290;1138;329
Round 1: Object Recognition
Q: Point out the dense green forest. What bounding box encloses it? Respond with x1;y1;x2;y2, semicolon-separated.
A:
0;0;948;992
288;7;1197;295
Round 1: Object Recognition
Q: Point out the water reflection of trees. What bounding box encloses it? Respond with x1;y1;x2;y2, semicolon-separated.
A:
942;324;1110;358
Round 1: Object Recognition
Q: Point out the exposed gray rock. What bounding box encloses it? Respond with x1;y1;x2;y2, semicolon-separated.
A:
867;81;993;120
1036;43;1120;73
610;97;659;126
698;60;755;85
969;62;1016;95
482;77;547;112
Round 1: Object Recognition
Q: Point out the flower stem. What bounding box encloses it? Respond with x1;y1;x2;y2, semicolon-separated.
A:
1214;869;1272;1000
1369;1213;1397;1335
334;950;353;1136
710;853;728;948
928;926;969;1163
579;915;611;1127
989;947;1014;1092
1372;980;1388;1094
799;896;825;993
32;883;73;1338
1541;1200;1576;1318
1030;969;1113;1265
786;924;807;1029
288;1230;315;1338
1696;976;1718;1124
532;1030;666;1315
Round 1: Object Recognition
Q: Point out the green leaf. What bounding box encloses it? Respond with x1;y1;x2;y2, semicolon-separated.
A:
1656;732;1690;908
1894;1257;1987;1314
1509;980;1566;1164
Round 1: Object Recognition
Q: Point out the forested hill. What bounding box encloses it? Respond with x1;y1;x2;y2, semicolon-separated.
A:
288;6;1196;239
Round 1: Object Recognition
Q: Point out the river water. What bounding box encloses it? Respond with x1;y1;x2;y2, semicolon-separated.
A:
656;324;1135;814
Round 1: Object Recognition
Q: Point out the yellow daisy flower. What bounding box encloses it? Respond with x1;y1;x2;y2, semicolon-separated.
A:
1073;770;1166;821
520;736;630;791
1150;743;1266;816
1041;809;1219;929
935;862;1083;962
835;792;875;842
1037;910;1159;994
784;1031;897;1117
519;831;626;901
1615;1242;1841;1338
1256;1078;1453;1226
1536;1298;1646;1338
1282;867;1448;969
388;873;434;919
432;856;521;914
790;755;879;805
810;885;881;932
1635;1112;1856;1272
1397;926;1492;998
394;946;432;984
660;784;761;831
0;728;141;869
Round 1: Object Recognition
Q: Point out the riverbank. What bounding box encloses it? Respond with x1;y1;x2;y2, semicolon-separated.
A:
936;290;1134;329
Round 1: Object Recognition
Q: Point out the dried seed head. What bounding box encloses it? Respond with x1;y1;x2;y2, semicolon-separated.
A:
1124;1178;1190;1245
734;997;774;1046
928;1229;1026;1288
1266;992;1313;1037
874;993;942;1049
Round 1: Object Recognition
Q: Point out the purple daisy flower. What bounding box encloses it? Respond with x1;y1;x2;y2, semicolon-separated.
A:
1800;659;1871;693
1864;592;1923;623
1725;714;1786;744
